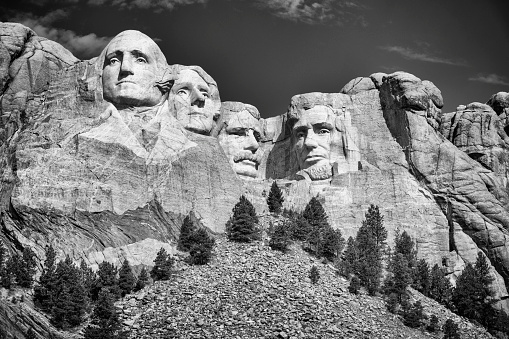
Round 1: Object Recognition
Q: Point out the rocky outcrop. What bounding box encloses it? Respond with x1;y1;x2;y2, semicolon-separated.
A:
379;72;509;309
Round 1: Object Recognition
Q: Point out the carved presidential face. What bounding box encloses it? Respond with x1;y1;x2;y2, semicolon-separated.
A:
102;31;166;108
171;69;217;135
218;109;262;178
292;105;335;171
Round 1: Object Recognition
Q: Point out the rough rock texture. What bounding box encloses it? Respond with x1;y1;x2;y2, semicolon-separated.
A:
2;22;509;336
379;72;509;309
117;238;494;339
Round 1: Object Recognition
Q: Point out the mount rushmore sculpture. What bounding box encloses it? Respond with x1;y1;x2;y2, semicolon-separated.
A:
1;23;509;313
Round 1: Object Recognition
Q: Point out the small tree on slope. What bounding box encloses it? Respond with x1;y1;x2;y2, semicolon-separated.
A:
267;181;284;214
226;195;259;242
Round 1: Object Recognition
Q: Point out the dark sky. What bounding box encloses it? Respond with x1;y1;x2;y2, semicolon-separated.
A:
1;0;508;118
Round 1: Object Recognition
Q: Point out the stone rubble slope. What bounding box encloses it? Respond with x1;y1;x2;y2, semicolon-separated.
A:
117;237;493;339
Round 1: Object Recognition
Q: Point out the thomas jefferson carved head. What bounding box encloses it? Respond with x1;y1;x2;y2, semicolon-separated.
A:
101;30;171;109
169;66;221;135
217;102;262;179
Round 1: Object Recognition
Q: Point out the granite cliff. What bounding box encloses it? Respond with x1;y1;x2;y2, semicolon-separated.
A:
1;22;509;336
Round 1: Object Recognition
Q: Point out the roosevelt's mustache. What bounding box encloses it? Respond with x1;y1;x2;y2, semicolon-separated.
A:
233;150;261;165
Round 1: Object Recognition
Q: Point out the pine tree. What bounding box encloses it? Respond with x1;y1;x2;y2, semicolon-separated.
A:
269;220;292;252
118;260;136;297
177;214;196;252
363;204;387;248
403;300;425;328
188;228;215;265
226;195;259;242
290;215;312;241
394;229;417;269
2;254;19;289
384;253;412;302
309;265;320;284
338;236;358;278
413;259;431;296
266;181;284;214
452;252;494;325
0;241;12;289
80;259;96;301
91;261;120;300
429;264;453;307
443;319;460;339
151;247;174;281
16;247;37;288
84;289;122;339
134;267;149;291
316;227;345;260
355;221;382;295
0;240;6;285
302;197;328;228
34;245;58;312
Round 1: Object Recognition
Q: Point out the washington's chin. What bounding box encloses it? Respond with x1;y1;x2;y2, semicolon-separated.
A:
233;160;258;178
106;86;163;107
179;113;214;134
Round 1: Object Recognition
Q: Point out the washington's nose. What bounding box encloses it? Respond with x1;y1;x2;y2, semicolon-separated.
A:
120;57;134;75
244;130;259;153
190;88;206;107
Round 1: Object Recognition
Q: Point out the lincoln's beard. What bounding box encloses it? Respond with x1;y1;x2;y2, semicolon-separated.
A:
303;163;332;180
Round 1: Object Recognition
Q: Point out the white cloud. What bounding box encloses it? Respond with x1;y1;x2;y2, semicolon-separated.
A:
252;0;369;26
379;45;468;67
90;0;208;12
14;12;111;59
469;73;509;86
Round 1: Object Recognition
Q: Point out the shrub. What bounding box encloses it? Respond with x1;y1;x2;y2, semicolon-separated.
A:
403;300;425;328
348;276;361;295
267;181;284;214
309;265;320;284
269;220;292;252
151;247;174;281
443;319;460;339
427;314;440;333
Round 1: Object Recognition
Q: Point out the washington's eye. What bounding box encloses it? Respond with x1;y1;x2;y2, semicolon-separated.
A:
318;129;330;135
201;91;210;98
108;57;120;65
296;131;306;138
136;57;147;63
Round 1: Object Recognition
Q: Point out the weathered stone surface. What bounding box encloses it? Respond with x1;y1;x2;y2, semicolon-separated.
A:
379;71;509;309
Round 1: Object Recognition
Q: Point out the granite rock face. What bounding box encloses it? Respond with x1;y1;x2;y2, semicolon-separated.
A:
1;23;509;328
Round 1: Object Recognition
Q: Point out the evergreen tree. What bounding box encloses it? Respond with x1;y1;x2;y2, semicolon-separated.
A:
91;261;120;301
348;276;360;294
452;252;494;325
80;259;96;301
338;236;358;278
355;221;382;295
16;247;37;288
0;242;13;289
384;253;412;302
188;228;215;265
51;256;88;329
428;264;453;307
403;300;425;328
0;240;6;285
413;259;431;296
134;267;149;291
309;265;320;284
290;215;312;241
302;197;328;228
226;195;259;242
363;204;387;248
84;289;122;339
118;260;136;297
177;214;196;252
443;319;460;339
269;220;292;252
316;227;345;260
151;247;174;281
34;245;58;312
266;181;284;214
